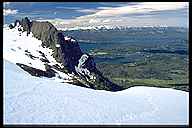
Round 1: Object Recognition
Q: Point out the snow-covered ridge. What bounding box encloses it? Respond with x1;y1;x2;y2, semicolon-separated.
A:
3;25;73;83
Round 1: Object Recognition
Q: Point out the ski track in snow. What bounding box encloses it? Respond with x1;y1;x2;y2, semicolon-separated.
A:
3;26;189;125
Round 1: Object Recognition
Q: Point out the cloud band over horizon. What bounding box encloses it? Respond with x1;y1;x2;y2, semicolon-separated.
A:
3;2;189;28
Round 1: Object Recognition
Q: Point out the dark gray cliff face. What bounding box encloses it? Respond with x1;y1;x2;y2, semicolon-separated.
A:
26;19;84;72
31;21;58;47
59;36;83;73
10;17;123;91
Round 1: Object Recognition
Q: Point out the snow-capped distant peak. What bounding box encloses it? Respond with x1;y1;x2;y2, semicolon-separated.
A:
53;22;172;31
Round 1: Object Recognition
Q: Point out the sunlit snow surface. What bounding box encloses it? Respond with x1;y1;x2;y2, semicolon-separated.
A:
3;26;72;82
3;26;189;125
3;26;60;71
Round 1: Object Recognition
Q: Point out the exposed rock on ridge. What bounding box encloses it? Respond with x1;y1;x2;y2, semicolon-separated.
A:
9;17;123;91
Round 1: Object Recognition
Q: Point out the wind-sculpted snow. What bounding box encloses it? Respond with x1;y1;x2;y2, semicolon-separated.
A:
4;60;188;125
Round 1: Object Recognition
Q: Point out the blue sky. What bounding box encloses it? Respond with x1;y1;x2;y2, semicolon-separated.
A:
3;2;189;28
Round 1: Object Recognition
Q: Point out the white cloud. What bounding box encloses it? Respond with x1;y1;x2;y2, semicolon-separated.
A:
4;2;11;5
3;9;18;16
89;19;101;24
55;6;82;10
76;9;97;13
97;7;114;10
3;2;11;7
71;2;188;27
77;9;97;12
85;2;188;17
102;19;111;23
39;2;189;28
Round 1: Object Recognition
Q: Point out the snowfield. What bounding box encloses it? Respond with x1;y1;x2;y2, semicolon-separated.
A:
3;60;189;125
3;26;189;125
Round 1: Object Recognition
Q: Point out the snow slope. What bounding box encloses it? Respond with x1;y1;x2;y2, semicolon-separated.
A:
3;25;189;125
3;26;73;83
3;59;189;125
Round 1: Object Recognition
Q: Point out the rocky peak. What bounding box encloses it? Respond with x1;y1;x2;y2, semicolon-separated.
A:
21;17;31;34
9;17;123;91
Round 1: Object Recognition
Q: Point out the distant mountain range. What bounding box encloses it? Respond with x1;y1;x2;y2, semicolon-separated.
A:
36;19;188;31
55;25;188;31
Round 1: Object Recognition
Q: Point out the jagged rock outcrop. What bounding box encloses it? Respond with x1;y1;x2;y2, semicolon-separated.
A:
59;36;83;73
31;21;57;47
10;17;123;91
30;21;62;62
20;17;31;35
8;24;14;29
16;63;56;78
75;53;96;80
